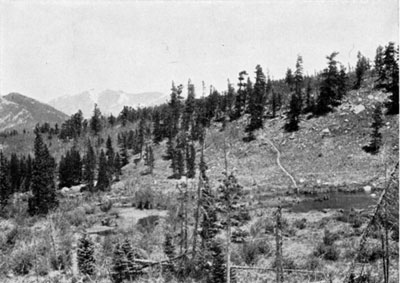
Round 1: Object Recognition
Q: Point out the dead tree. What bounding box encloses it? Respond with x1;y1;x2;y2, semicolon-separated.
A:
275;206;284;283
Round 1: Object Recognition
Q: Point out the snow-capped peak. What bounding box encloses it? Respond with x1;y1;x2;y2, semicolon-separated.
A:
88;88;99;104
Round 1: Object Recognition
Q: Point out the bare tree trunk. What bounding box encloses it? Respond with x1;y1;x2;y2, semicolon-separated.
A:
223;133;231;283
275;206;283;283
184;182;188;252
192;141;205;258
384;203;390;283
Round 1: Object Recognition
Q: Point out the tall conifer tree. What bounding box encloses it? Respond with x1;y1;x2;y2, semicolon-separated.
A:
28;128;58;215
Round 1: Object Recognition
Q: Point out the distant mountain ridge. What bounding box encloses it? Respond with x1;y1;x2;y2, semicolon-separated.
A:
48;89;168;117
0;93;69;132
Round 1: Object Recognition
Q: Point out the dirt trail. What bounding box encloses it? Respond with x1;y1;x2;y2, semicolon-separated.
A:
260;135;298;193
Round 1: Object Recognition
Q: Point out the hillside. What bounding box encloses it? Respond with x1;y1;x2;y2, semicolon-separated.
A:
48;89;168;117
0;93;68;132
0;82;398;283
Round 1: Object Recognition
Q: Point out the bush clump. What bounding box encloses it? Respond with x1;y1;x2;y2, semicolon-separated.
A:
293;218;307;230
100;200;113;213
356;244;383;263
313;230;340;261
11;245;34;275
241;240;270;265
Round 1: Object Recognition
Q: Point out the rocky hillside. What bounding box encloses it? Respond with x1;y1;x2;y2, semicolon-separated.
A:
0;93;68;132
48;89;168;117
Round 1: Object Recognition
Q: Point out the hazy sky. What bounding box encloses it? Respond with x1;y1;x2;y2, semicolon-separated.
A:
0;0;398;103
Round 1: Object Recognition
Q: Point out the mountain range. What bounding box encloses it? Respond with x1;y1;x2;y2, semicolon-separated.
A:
48;89;168;117
0;93;69;132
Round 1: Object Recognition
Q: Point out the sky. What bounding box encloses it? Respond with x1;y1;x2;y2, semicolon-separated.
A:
0;0;398;103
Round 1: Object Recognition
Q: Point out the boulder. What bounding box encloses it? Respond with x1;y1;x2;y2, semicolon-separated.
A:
353;104;365;114
363;185;372;193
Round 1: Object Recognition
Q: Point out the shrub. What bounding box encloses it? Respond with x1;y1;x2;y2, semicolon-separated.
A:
65;208;86;227
264;216;289;234
357;244;383;263
11;245;34;275
241;240;270;265
293;218;307;230
5;226;19;247
272;257;297;270
323;230;339;246
231;229;250;243
77;234;96;276
314;243;339;261
100;200;112;213
82;203;96;215
304;255;321;270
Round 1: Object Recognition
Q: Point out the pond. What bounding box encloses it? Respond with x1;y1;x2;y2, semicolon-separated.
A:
290;191;378;213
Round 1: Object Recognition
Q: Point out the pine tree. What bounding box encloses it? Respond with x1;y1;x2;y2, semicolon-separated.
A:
337;65;348;102
111;242;126;283
245;65;266;140
354;51;370;89
96;150;110;191
363;104;383;154
375;45;385;78
118;134;129;166
106;135;115;175
164;233;176;274
233;71;248;120
90;104;102;135
0;152;11;209
218;173;245;228
121;239;144;280
152;110;163;144
169;82;184;137
186;143;196;179
59;146;83;188
114;153;122;181
225;80;236;122
285;56;303;131
28;128;58;215
315;52;340;115
284;93;300;132
208;240;226;283
294;55;304;113
111;240;144;283
9;153;20;193
144;144;155;175
271;89;278;118
304;80;313;113
83;139;96;191
182;80;196;132
108;114;116;127
137;118;146;157
199;149;219;248
378;42;399;114
77;234;96;276
24;155;32;192
175;134;186;178
285;68;295;91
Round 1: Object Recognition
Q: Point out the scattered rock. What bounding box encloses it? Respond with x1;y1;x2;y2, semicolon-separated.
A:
367;94;373;100
353;104;365;114
363;185;372;193
321;128;330;137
